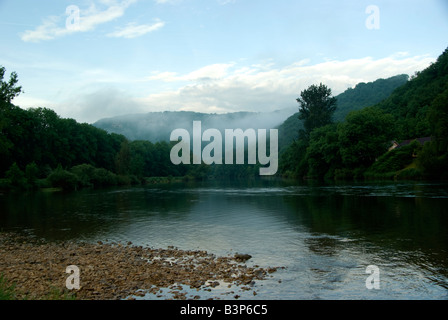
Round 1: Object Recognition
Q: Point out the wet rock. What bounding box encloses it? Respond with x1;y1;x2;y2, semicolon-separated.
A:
0;232;280;300
234;253;252;262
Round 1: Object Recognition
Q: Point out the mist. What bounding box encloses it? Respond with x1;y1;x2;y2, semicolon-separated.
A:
93;107;296;142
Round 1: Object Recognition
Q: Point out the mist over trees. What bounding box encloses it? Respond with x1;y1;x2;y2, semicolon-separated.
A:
1;46;447;191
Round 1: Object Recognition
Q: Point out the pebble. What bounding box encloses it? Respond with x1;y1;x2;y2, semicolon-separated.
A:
0;232;279;300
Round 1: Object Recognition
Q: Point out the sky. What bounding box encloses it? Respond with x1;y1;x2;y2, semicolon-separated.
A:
0;0;447;124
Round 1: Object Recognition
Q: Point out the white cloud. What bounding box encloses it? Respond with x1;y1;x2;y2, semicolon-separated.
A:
57;86;147;123
107;20;165;38
154;0;182;4
13;53;436;123
139;54;435;114
147;63;235;82
217;0;236;5
20;0;138;42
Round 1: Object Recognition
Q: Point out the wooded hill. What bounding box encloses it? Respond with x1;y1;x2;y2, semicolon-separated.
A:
277;74;409;152
1;46;446;191
279;46;448;181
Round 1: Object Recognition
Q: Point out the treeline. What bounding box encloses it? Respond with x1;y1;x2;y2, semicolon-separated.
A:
0;99;264;192
279;46;448;181
276;74;409;152
0;100;194;191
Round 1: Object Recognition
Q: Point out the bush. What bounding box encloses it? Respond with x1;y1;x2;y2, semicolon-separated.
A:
25;162;39;189
396;167;424;180
334;168;354;181
70;164;95;188
364;141;421;180
47;165;79;191
91;168;118;187
5;162;27;190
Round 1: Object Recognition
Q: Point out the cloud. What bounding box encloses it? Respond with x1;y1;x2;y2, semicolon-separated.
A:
55;86;147;124
217;0;236;5
139;53;435;114
20;0;138;42
107;20;165;38
147;63;235;82
154;0;182;4
14;53;436;124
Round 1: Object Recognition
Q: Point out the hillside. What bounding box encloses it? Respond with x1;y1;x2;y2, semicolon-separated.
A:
94;75;408;149
279;46;448;181
374;51;448;141
277;74;409;151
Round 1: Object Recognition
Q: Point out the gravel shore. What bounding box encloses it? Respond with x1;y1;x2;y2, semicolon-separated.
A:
0;232;279;300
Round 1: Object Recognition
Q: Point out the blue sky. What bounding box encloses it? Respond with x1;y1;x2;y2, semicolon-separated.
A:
1;0;447;123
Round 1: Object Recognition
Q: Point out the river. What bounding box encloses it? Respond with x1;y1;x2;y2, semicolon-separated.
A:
1;178;447;300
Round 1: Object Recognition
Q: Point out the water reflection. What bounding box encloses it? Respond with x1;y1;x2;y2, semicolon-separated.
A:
0;179;447;299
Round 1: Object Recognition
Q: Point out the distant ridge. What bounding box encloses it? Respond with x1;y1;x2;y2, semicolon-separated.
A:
93;74;409;146
93;108;296;142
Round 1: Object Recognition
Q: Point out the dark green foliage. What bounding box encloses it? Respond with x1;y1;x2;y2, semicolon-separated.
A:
279;47;448;181
0;66;22;103
375;48;448;140
277;113;304;153
70;164;96;188
297;83;337;139
25;162;39;189
5;162;26;190
1;98;215;190
0;101;127;176
277;74;409;149
364;141;421;179
47;165;79;191
338;107;395;169
306;124;341;179
334;74;409;122
278;139;309;179
90;168;119;188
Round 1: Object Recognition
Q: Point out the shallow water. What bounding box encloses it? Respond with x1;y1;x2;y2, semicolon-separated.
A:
1;179;447;299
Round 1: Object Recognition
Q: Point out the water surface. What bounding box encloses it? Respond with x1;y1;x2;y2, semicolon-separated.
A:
1;179;447;299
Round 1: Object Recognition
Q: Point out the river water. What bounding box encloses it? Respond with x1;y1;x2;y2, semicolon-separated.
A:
1;179;447;300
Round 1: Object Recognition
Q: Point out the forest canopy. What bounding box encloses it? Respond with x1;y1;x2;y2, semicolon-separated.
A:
279;46;448;181
1;46;447;190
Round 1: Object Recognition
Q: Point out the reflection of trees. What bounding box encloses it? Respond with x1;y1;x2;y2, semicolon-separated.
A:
283;190;448;281
0;185;198;241
305;236;343;256
283;191;448;247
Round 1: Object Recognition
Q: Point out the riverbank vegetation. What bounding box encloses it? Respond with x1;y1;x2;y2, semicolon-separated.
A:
279;46;448;181
1;47;447;190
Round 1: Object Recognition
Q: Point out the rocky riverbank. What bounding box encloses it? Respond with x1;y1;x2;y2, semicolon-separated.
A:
0;232;279;300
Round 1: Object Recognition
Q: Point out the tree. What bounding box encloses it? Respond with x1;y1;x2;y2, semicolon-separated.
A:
297;83;337;139
5;162;26;189
306;123;341;179
47;165;79;191
25;162;39;189
0;66;22;103
338;107;395;169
